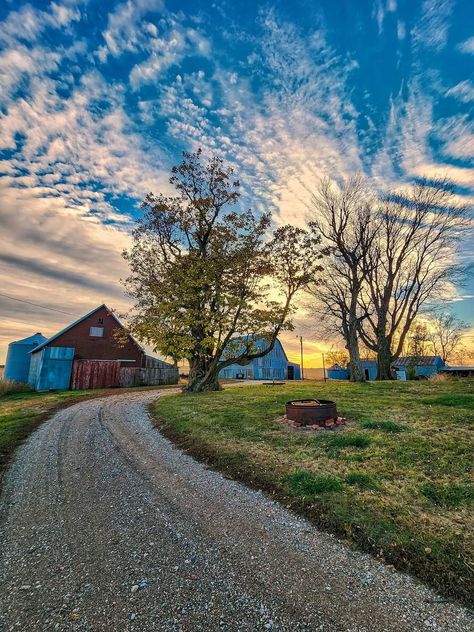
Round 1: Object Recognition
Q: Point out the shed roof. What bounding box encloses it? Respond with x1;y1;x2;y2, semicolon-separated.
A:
440;365;474;371
9;332;47;347
392;356;443;367
360;359;377;367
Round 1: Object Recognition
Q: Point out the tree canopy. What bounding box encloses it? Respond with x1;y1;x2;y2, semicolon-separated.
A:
124;150;324;391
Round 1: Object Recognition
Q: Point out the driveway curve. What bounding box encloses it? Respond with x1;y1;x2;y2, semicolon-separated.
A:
0;390;472;631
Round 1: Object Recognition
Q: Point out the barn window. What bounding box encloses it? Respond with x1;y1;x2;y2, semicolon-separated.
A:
89;326;104;337
98;318;104;325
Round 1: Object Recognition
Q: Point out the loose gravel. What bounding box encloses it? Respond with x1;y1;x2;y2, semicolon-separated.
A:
0;390;472;631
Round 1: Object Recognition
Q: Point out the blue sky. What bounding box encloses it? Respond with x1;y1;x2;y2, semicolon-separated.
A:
0;0;473;364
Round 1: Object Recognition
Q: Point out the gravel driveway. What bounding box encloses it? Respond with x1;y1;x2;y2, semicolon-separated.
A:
0;390;472;631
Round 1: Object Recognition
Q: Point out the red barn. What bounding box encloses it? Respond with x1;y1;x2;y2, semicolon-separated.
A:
29;304;178;390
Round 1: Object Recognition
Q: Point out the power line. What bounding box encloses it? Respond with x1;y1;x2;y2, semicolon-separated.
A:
0;293;77;317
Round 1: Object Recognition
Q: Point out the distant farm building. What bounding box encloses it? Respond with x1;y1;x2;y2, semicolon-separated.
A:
439;365;474;378
27;304;178;391
4;332;47;384
327;360;377;381
327;355;446;381
392;356;445;380
326;364;348;380
219;337;301;381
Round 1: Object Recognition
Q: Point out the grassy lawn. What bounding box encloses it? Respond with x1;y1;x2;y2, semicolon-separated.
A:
0;385;176;474
154;379;474;604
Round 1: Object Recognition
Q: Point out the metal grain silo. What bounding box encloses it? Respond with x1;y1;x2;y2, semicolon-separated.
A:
4;333;47;384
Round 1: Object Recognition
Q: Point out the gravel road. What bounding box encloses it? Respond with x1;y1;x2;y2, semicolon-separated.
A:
0;390;472;632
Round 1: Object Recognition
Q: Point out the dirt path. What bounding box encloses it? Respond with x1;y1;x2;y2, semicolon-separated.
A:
0;390;472;631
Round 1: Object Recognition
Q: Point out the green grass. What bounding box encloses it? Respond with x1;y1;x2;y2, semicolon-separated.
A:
423;394;474;409
344;472;379;489
420;482;474;508
0;385;176;472
154;379;474;604
284;471;343;496
360;419;406;432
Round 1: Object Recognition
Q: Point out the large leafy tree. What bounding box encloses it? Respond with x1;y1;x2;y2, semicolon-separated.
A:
123;150;324;392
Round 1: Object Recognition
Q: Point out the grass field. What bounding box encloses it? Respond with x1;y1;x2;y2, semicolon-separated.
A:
0;385;176;473
154;379;474;604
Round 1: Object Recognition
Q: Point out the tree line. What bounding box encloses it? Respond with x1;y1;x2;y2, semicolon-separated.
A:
123;150;469;391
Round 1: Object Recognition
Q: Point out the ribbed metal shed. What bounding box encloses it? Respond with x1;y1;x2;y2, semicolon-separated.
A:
4;333;47;383
28;346;75;391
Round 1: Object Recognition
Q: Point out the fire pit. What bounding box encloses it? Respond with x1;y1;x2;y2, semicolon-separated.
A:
286;399;338;426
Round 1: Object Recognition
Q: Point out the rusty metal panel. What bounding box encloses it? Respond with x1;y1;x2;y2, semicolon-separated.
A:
71;360;121;390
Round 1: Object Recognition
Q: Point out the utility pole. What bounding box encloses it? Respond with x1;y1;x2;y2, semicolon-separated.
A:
296;335;304;380
322;352;327;382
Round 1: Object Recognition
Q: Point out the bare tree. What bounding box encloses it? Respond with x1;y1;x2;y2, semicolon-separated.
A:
427;311;468;364
307;177;376;382
326;347;349;368
405;321;429;358
358;179;469;379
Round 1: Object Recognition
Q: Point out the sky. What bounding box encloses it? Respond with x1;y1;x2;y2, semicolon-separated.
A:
0;0;473;368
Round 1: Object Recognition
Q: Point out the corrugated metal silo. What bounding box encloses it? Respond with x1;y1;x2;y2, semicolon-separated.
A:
4;333;47;384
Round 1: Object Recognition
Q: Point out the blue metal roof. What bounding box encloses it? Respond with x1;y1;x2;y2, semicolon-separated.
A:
9;332;47;346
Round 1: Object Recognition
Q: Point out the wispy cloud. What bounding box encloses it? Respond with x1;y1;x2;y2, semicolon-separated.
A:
411;0;453;51
458;36;474;54
445;80;474;103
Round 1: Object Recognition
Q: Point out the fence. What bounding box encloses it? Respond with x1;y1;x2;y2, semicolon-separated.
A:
71;360;178;390
119;366;178;387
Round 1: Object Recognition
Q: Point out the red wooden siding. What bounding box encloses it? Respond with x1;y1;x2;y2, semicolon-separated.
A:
71;360;121;390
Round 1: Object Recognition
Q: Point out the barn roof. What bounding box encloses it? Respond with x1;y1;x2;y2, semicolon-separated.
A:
222;335;290;364
30;304;144;354
392;355;443;367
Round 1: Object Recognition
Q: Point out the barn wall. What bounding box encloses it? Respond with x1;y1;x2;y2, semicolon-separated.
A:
415;365;439;378
45;306;144;367
218;338;301;380
327;369;349;380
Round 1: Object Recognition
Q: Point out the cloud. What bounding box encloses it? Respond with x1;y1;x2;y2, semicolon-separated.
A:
411;0;453;51
98;0;164;59
408;163;474;188
458;36;474;55
445;80;474;103
437;116;474;160
372;0;397;35
129;25;210;90
0;252;124;296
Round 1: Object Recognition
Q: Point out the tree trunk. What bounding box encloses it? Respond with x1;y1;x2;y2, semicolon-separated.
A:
377;337;393;380
184;358;221;393
346;328;365;382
